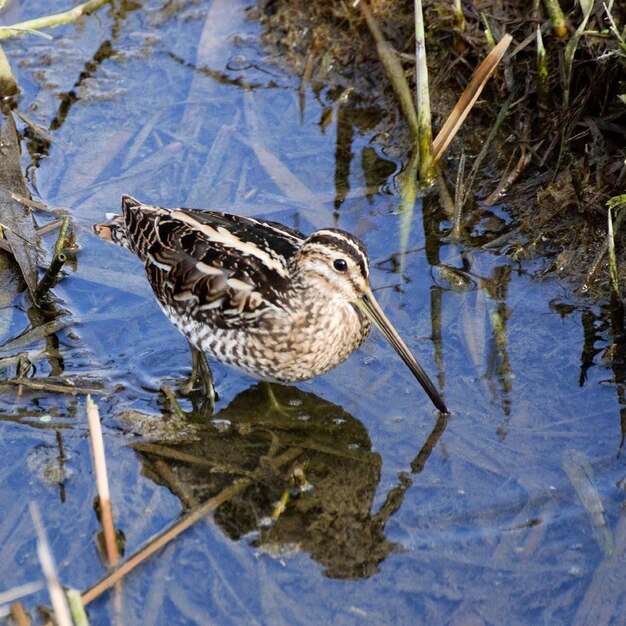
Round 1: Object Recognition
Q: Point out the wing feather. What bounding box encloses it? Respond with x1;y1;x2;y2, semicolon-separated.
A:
120;196;304;328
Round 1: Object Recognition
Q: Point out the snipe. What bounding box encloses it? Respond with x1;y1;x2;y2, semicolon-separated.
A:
94;196;447;413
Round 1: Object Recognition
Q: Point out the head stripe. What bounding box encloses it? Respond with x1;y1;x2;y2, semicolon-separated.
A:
304;229;369;278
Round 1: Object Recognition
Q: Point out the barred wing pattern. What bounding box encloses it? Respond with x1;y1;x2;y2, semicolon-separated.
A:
120;196;306;329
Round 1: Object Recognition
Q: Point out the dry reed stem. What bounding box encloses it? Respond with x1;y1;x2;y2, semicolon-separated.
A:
0;0;111;40
0;43;18;96
29;503;73;626
432;34;512;161
128;441;251;475
86;395;119;567
9;602;31;626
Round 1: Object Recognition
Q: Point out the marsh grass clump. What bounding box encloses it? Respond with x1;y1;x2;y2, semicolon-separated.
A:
257;0;626;297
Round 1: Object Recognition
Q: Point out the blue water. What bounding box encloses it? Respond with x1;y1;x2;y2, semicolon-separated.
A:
1;2;624;624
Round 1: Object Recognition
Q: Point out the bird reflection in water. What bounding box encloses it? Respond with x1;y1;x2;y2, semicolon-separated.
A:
121;383;447;579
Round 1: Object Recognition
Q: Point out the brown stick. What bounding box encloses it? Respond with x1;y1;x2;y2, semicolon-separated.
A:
81;446;303;605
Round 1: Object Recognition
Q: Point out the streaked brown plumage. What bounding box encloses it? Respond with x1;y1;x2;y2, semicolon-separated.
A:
94;196;447;412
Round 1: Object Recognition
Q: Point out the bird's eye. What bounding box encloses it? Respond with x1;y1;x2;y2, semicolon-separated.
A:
333;258;348;272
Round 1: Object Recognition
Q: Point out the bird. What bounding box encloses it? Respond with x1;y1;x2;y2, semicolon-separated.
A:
94;196;447;413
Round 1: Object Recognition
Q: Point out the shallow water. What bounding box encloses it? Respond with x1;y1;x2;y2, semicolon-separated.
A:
1;2;625;624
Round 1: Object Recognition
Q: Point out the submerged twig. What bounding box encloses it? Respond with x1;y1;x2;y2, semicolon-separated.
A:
562;449;613;557
0;319;67;354
2;378;103;395
0;582;44;607
573;499;626;626
128;441;251;475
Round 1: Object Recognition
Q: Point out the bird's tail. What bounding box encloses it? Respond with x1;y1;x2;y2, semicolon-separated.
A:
93;214;129;248
93;195;141;249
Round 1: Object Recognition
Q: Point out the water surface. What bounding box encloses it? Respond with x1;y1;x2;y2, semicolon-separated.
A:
0;2;624;624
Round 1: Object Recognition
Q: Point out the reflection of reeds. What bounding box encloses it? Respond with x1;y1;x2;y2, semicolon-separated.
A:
30;503;74;626
562;449;613;557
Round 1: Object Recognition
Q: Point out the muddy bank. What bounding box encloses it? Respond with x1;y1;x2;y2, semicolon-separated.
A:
257;0;626;299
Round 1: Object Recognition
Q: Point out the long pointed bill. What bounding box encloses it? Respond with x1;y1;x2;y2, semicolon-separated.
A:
356;289;448;413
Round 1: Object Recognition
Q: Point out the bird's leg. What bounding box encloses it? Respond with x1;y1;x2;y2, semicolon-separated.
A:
263;381;280;410
182;341;217;407
262;382;299;418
